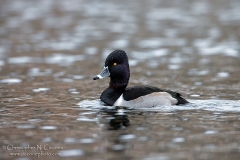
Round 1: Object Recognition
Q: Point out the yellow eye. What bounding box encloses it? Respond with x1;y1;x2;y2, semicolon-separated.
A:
113;62;117;66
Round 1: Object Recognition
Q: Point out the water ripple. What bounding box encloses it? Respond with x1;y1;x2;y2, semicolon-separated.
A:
78;99;240;112
59;149;84;157
0;78;22;84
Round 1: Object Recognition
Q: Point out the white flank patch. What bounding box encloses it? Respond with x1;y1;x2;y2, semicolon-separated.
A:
114;92;177;108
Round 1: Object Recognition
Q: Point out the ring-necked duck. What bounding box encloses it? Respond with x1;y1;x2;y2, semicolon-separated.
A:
93;50;188;107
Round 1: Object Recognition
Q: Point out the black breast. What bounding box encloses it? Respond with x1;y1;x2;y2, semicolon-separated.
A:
100;88;124;106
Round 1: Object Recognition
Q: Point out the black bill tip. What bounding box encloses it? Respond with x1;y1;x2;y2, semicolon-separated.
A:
93;76;99;80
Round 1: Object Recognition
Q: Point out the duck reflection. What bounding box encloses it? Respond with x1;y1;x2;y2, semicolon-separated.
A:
109;114;130;130
100;107;130;130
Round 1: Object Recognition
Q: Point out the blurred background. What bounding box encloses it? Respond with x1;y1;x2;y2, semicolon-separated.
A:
0;0;239;100
0;0;240;160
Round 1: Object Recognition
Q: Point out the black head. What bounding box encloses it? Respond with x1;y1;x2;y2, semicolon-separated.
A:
93;50;130;89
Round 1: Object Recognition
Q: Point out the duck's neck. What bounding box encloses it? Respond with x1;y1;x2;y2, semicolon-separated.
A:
109;77;129;90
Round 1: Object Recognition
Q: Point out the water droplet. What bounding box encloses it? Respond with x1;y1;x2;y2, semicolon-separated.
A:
54;72;65;77
136;38;162;48
7;57;42;64
0;78;22;84
68;88;76;92
145;71;152;77
223;48;238;57
199;46;222;55
0;60;5;66
182;118;189;121
188;68;209;76
168;64;181;70
59;149;84;157
147;60;159;68
28;68;52;76
70;91;80;95
109;39;129;48
28;119;42;122
120;134;136;141
193;39;212;48
40;126;57;130
72;75;85;80
190;94;200;97
144;156;169;160
32;88;50;93
79;138;95;144
132;49;168;60
58;78;74;83
172;137;185;143
64;138;77;144
212;112;223;115
45;54;85;65
85;47;98;55
16;124;35;129
136;127;146;130
112;144;124;151
42;137;52;142
194;82;202;86
204;130;218;135
129;59;138;66
217;72;229;78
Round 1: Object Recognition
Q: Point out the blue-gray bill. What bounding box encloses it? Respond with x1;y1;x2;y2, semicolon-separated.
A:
93;66;110;80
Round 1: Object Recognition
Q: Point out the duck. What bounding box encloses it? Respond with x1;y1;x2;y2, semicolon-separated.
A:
93;50;188;108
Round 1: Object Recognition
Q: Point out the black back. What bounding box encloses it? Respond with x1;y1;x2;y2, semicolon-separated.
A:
123;85;188;105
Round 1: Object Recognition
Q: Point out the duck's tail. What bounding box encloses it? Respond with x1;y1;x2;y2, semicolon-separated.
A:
166;90;189;105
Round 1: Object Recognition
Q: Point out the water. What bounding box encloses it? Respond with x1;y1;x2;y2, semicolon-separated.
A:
0;0;240;160
79;99;240;112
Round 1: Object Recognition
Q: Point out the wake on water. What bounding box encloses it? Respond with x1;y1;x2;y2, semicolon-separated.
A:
78;99;240;112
